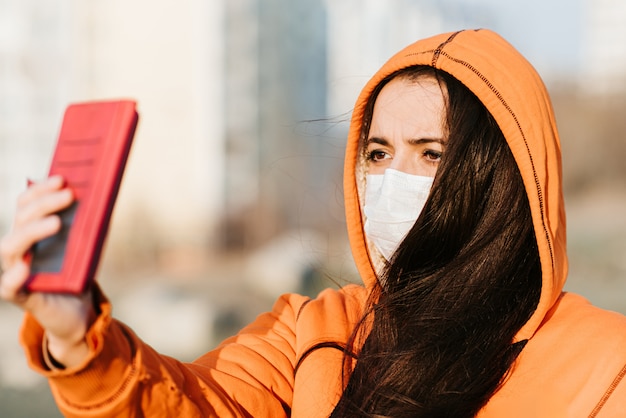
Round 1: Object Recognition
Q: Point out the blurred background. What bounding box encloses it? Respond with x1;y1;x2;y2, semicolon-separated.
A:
1;0;625;415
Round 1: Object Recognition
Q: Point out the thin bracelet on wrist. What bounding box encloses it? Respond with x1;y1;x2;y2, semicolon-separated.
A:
42;335;67;371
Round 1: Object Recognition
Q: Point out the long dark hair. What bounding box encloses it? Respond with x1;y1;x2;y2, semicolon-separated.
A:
330;67;542;417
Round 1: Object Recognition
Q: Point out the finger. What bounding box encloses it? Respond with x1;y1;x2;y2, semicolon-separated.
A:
16;175;67;210
0;215;62;268
14;188;74;229
0;260;30;303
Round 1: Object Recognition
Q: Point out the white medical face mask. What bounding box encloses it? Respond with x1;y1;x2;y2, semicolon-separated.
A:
363;169;434;261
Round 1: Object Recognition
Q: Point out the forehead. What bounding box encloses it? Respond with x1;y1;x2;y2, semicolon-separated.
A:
370;76;447;135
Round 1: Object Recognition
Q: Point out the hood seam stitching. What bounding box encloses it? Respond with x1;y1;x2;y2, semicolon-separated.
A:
589;362;626;417
431;30;465;67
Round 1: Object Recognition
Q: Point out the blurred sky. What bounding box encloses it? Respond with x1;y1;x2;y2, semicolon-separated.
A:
437;0;582;77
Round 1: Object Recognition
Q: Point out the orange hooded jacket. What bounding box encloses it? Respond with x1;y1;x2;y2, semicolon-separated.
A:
20;29;626;417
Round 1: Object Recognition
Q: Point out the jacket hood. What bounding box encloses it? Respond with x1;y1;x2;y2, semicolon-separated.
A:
343;29;567;342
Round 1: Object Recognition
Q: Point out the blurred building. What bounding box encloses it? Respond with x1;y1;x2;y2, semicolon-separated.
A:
0;1;72;231
222;0;330;248
0;0;226;252
0;0;335;253
70;0;226;250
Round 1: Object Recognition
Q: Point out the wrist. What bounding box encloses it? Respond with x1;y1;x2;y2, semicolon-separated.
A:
44;331;90;369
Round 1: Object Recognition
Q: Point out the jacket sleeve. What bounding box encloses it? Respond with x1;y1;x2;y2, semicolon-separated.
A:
19;285;311;418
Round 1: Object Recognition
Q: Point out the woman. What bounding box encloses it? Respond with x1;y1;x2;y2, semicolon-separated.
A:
1;29;625;417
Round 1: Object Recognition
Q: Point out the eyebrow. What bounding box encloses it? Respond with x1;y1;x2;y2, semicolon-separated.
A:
366;136;447;146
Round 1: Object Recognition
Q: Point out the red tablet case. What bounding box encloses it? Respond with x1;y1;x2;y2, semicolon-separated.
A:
26;100;139;294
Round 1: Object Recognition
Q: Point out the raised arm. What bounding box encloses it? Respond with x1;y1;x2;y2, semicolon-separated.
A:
1;176;313;417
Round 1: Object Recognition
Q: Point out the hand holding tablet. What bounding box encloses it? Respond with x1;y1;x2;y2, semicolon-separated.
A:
26;100;139;294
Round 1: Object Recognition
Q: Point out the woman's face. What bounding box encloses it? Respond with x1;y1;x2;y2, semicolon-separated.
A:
365;76;447;177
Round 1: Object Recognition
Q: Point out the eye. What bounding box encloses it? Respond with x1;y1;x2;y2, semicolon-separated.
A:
423;149;442;162
367;149;391;163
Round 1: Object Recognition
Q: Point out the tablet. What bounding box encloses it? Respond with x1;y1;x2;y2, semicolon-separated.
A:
26;100;139;294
